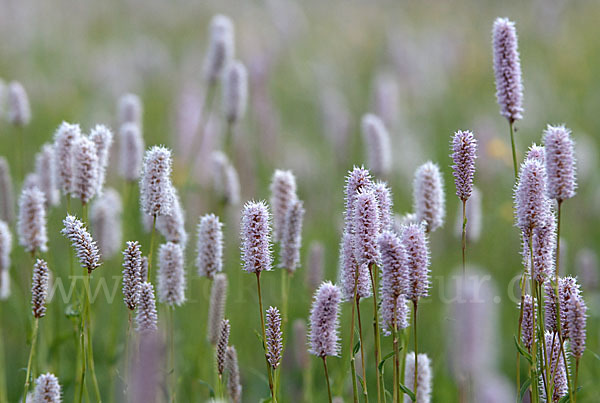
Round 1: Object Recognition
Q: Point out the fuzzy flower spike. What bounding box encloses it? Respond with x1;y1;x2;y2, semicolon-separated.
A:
33;373;62;403
402;223;430;303
413;162;445;232
266;306;283;369
543;124;577;202
240;201;273;274
61;215;101;273
196;213;224;279
309;281;342;357
139;146;175;218
492;18;524;124
122;241;143;310
378;230;409;335
451;130;477;201
17;187;48;254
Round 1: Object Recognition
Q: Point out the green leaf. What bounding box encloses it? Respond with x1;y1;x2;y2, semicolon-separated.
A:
197;379;215;398
514;335;533;364
519;378;531;402
399;383;416;402
378;351;396;372
590;350;600;361
353;340;361;356
384;388;393;401
357;375;366;393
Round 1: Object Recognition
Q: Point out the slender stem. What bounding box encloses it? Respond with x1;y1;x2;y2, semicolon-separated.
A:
349;266;360;403
573;358;580;403
516;281;525;396
281;270;291;330
23;318;39;399
168;306;176;403
528;236;539;403
76;310;86;403
400;328;408;394
412;301;418;401
255;273;275;400
556;200;562;280
303;359;312;403
509;120;518;178
84;272;102;402
392;324;400;403
535;281;550;400
461;199;467;275
147;215;157;283
356;297;369;402
322;356;333;403
124;311;132;396
368;264;382;403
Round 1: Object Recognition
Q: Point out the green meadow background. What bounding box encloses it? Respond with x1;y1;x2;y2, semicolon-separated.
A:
0;0;599;401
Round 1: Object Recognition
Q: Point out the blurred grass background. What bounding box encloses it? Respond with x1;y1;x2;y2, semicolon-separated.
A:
1;0;599;401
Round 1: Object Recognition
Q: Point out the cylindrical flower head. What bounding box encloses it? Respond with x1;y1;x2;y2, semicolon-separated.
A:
454;187;482;242
361;114;391;177
531;211;556;283
7;81;31;126
542;331;568;402
373;181;394;233
344;166;373;226
90;188;123;259
31;259;49;318
543;125;577;201
211;151;240;206
413;161;445;232
492;18;524;123
558;276;581;340
402;223;430;303
139;146;175;217
353;190;381;268
34;143;59;207
90;124;114;195
136;282;158;333
339;230;372;301
526;144;545;163
378;231;409;334
33;373;61;403
0;157;15;223
240;201;273;274
309;281;341;357
451;130;477;201
203;15;235;83
0;220;12;272
71;136;99;204
122;241;142;310
119;122;144;181
266;306;283;369
568;295;587;358
279;199;305;273
118;93;143;128
306;242;324;291
17;187;48;253
269;170;297;243
157;242;186;306
225;346;242;403
544;280;558;333
61;215;101;273
207;273;228;344
196;214;224;279
216;319;230;375
514;158;549;234
403;352;432;403
53;122;82;196
520;294;535;349
156;189;187;246
222;60;248;124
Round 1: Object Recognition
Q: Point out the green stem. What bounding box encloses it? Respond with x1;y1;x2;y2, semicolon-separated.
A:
392;324;400;403
461;199;467;275
124;311;132;397
412;302;418;401
368;264;382;403
356;298;369;402
349;266;360;403
322;357;333;403
169;306;176;403
400;328;408;395
84;272;102;402
23;318;39;399
509;120;518;178
535;282;550;400
528;237;539;403
256;273;275;401
573;358;580;403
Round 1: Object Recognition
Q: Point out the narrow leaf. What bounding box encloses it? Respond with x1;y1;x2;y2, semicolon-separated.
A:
399;383;416;402
378;351;396;372
514;335;533;364
519;378;531;402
